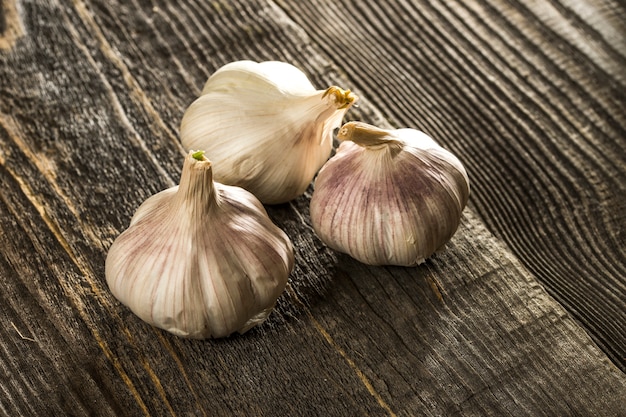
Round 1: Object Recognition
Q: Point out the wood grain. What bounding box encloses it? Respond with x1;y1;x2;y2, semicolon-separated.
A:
0;0;625;415
275;0;626;371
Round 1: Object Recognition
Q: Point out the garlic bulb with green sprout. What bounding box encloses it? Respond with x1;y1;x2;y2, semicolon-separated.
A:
105;151;294;338
310;122;470;266
180;60;357;204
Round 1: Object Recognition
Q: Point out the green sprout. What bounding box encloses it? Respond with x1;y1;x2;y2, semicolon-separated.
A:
191;150;206;161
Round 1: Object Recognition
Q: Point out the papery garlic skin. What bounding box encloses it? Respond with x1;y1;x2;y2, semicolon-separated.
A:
180;60;357;204
310;122;470;266
105;151;294;338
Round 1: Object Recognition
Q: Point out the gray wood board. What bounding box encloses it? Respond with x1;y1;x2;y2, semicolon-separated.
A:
0;0;624;415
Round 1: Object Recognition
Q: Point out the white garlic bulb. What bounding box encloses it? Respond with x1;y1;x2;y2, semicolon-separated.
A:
179;60;357;204
105;151;294;338
310;122;470;266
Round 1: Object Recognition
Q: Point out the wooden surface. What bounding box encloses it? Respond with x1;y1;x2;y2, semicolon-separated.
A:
1;0;625;415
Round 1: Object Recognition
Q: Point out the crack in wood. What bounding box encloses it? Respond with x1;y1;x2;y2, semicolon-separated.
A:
10;321;36;342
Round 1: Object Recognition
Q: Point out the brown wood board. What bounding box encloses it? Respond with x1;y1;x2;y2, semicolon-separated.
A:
0;0;624;415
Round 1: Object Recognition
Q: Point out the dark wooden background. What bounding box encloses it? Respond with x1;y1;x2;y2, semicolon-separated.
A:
1;0;625;415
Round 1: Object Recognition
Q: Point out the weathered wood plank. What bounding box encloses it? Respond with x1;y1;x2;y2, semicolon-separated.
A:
275;0;626;371
0;0;624;416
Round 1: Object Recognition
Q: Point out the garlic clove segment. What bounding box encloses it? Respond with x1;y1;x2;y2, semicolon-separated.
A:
180;60;357;204
105;151;294;338
310;121;470;266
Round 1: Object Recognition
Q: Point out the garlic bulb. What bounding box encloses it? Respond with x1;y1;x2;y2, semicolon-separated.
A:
180;60;357;204
105;151;294;338
310;122;470;266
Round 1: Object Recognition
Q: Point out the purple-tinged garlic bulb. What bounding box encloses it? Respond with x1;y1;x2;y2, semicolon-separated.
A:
105;151;294;338
310;122;469;266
